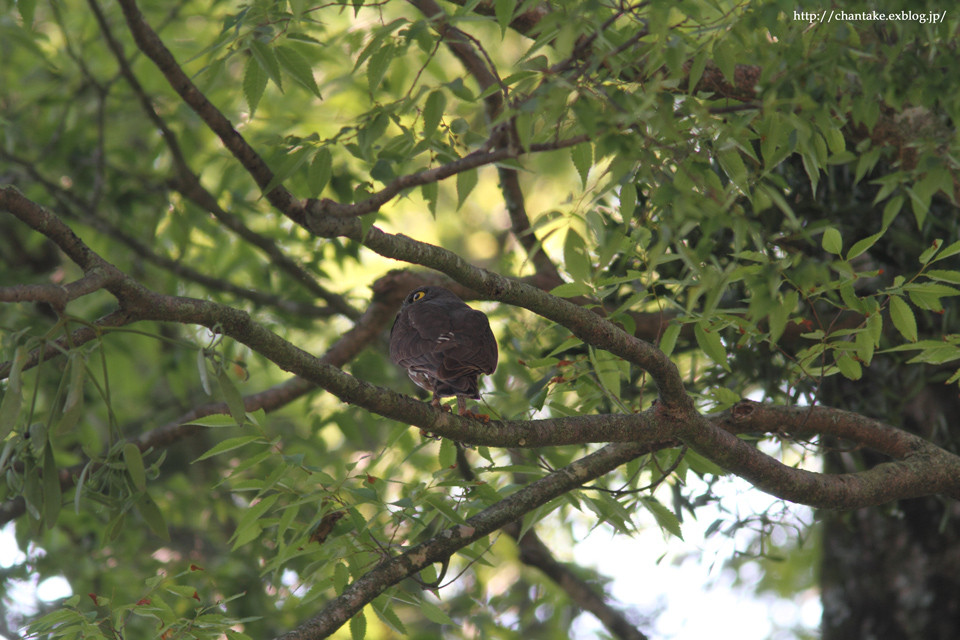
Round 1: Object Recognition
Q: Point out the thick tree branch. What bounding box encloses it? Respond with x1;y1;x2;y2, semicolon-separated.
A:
5;187;960;519
682;404;960;508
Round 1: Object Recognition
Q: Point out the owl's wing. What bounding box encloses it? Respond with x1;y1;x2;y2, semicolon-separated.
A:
390;301;497;375
388;302;452;371
438;307;498;376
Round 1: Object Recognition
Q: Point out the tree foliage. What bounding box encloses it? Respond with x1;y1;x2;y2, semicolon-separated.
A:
1;0;959;638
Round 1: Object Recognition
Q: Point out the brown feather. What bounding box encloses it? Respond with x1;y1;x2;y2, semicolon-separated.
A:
389;286;497;409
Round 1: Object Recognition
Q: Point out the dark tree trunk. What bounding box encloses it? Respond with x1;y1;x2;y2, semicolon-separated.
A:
820;376;960;640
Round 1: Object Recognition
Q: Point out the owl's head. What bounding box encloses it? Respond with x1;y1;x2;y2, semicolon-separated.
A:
401;286;461;307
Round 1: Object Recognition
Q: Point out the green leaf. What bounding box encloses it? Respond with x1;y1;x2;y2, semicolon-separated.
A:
243;56;268;117
137;491;170;541
687;47;708;95
760;114;786;170
905;185;930;229
548;336;584;357
181;414;243;428
888;296;917;342
217;369;247;427
275;45;321;98
123;443;147;491
550;282;593;298
563;229;593;283
855;328;875;365
18;0;36;28
263;145;311;196
350;609;366;640
822;227;843;255
333;562;349;595
42;442;61;529
855;147;881;184
836;354;862;380
642;498;682;540
56;388;83;435
367;42;394;94
419;599;457;625
494;0;516;36
695;321;730;372
422;90;446;140
713;39;735;83
685;449;728;476
424;494;467;524
438;437;456;469
249;40;282;91
422;180;438;217
659;323;680;358
234;494;279;538
881;194;904;228
847;231;883;260
194;436;263;462
0;345;26;441
802;149;820;193
571;143;592;188
308;147;333;198
360;212;378;240
74;460;92;515
931;240;960;263
198;349;212;396
717;147;748;193
372;597;408;635
62;350;85;414
918;239;942;265
926;270;960;284
839;283;862;313
906;346;960;365
0;382;23;444
768;290;798;346
589;347;621;399
619;182;637;220
456;169;478;210
23;460;42;521
866;310;883;345
904;282;959;297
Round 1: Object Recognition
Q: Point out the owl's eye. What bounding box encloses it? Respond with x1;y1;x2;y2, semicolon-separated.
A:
412;291;426;301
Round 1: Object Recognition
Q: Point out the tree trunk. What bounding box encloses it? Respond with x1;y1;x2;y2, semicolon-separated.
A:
821;380;960;639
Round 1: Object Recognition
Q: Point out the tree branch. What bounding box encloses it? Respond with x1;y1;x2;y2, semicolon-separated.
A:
0;255;407;526
301;207;688;404
407;0;564;288
89;0;358;319
505;522;648;640
5;187;960;519
273;442;650;640
682;403;960;508
114;0;306;223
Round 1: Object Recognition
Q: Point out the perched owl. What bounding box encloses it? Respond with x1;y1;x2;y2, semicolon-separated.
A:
389;286;498;417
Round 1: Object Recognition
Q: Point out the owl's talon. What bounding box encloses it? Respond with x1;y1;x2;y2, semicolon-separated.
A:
460;409;490;422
